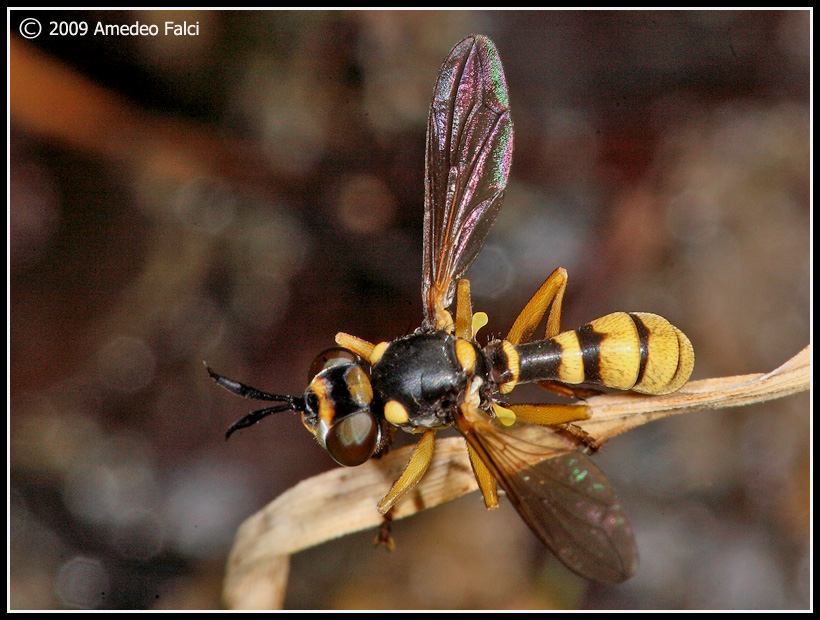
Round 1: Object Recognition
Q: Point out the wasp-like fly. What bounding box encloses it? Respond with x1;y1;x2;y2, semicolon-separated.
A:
208;35;694;583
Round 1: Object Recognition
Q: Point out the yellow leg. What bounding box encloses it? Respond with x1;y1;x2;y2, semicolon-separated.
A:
506;267;568;345
510;403;597;451
466;442;498;509
454;278;489;341
454;279;474;340
509;403;590;425
377;429;436;514
335;332;376;360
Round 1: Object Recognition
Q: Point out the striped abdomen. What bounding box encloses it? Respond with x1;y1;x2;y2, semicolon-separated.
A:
486;312;694;396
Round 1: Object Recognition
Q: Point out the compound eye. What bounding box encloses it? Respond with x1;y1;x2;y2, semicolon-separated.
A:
309;347;360;381
325;411;379;467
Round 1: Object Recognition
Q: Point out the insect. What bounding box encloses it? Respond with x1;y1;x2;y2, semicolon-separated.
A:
208;35;694;583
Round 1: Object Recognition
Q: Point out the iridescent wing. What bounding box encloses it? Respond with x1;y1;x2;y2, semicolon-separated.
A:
422;35;514;329
456;407;638;583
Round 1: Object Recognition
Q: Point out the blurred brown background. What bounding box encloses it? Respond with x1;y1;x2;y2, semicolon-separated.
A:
10;9;809;610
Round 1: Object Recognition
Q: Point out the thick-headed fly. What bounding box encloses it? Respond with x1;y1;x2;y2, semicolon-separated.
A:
208;35;694;583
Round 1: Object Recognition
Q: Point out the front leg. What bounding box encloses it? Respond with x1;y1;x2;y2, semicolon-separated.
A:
377;429;436;514
374;508;396;550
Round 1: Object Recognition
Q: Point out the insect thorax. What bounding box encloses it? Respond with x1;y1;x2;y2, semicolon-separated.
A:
370;330;491;431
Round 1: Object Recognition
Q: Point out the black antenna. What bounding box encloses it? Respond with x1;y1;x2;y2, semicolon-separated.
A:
206;365;306;440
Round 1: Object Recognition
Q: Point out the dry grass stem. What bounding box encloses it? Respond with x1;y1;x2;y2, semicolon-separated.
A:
222;345;809;609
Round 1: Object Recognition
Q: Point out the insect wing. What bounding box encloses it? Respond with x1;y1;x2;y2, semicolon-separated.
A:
459;412;639;583
423;35;514;328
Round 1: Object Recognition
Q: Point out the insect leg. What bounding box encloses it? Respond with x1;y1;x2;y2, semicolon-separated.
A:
454;278;489;341
374;509;396;550
335;332;376;361
508;403;598;451
556;423;602;452
454;278;490;341
377;429;436;514
507;403;590;425
455;279;474;339
466;441;499;509
506;267;568;345
536;380;606;399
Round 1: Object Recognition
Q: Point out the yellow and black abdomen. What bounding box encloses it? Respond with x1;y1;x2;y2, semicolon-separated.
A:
491;312;694;396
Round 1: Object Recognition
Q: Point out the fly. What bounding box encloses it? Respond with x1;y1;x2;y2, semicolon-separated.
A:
208;35;694;583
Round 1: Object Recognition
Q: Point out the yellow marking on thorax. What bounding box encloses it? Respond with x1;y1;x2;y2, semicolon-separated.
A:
384;400;409;425
455;339;477;374
369;341;390;365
